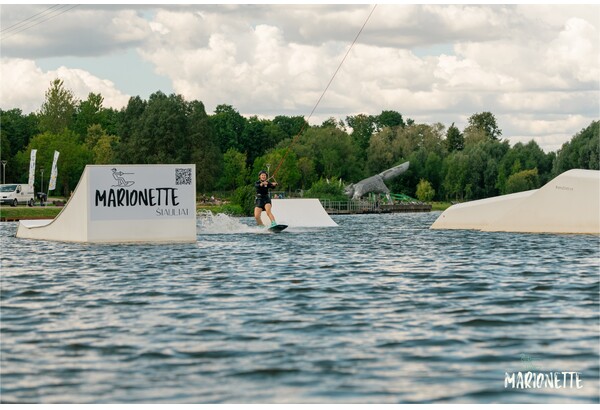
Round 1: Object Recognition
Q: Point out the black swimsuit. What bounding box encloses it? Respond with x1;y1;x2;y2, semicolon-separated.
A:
255;181;274;210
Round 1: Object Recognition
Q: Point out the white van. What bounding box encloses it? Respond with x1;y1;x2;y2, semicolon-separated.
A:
0;184;35;207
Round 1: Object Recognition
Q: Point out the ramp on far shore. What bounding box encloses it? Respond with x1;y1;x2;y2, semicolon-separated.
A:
17;164;197;243
261;198;338;227
431;169;599;234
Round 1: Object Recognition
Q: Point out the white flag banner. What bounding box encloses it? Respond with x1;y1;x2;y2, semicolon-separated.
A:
48;151;60;191
28;149;37;187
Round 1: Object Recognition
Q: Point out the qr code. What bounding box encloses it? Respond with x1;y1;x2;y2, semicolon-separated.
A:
175;168;192;185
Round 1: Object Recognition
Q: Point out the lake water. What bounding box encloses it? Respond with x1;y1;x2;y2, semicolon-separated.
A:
1;212;598;403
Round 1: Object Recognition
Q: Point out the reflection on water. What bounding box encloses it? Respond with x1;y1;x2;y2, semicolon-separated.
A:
1;212;598;403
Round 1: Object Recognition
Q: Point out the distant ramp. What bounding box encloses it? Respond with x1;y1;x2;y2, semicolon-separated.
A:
431;169;599;234
430;190;536;231
17;165;197;243
261;198;338;227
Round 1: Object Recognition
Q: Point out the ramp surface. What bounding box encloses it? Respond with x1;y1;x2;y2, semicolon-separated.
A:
17;164;197;243
260;198;338;227
431;169;599;234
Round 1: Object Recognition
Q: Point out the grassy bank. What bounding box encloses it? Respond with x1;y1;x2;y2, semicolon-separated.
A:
0;206;63;220
1;200;450;221
430;202;452;211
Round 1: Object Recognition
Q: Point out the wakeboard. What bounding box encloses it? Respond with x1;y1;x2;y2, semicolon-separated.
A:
268;224;288;233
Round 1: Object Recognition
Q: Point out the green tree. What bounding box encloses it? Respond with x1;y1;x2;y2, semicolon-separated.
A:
272;115;308;139
446;122;464;152
442;150;469;200
15;130;92;195
505;168;540;194
463;126;488;147
210;104;246;153
304;178;346;201
397;123;446;158
346;113;375;154
188;100;221;193
465;111;502;140
424;152;443;199
375;110;405;130
219;148;247;190
239;116;286;165
0;109;39;182
73;92;105;140
292;126;362;182
38;78;78;134
497;140;551;194
85;124;119;164
231;185;256;216
552;121;600;176
125;92;191;164
115;96;146;162
252;148;301;191
297;157;317;189
320;117;337;129
415;179;435;202
366;127;402;175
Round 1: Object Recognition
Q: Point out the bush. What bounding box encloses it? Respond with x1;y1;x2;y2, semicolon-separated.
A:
304;178;347;201
231;185;255;216
416;179;435;202
505;168;539;194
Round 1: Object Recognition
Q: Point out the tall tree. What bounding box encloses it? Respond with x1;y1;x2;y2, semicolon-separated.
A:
252;148;301;191
210;104;246;153
292;126;362;183
375;110;405;131
465;111;502;140
38;78;78;134
505;168;540;194
188;100;221;192
497;140;549;193
127;91;190;164
73;92;105;140
85;124;119;164
272;115;308;139
346;113;375;154
446;122;464;152
115;96;146;163
239;116;285;166
442;150;469;200
15;130;92;195
366;127;402;175
0;109;39;182
320;117;340;129
552;121;599;176
396;123;447;158
219;148;248;190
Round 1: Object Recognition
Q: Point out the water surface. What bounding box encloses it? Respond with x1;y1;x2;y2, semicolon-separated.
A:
1;212;598;403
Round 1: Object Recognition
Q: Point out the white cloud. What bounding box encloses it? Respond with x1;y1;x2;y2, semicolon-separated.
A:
545;18;599;84
502;113;592;152
0;4;597;152
0;58;130;113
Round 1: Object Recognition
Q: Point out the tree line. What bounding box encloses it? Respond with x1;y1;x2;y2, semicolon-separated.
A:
1;79;598;203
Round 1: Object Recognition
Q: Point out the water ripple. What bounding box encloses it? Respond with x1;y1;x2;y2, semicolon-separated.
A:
1;213;598;403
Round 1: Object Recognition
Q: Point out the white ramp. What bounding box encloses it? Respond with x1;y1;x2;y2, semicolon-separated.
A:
17;164;197;243
431;169;600;234
430;190;536;231
261;198;338;227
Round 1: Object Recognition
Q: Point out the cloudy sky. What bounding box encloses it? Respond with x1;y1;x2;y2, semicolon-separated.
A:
1;3;598;152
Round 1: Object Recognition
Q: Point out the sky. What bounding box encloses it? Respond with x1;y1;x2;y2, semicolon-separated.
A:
0;2;598;153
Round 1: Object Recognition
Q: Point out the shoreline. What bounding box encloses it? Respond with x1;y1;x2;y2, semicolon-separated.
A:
1;201;450;222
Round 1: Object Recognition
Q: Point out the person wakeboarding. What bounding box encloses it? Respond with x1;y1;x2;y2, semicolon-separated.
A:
254;170;278;227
